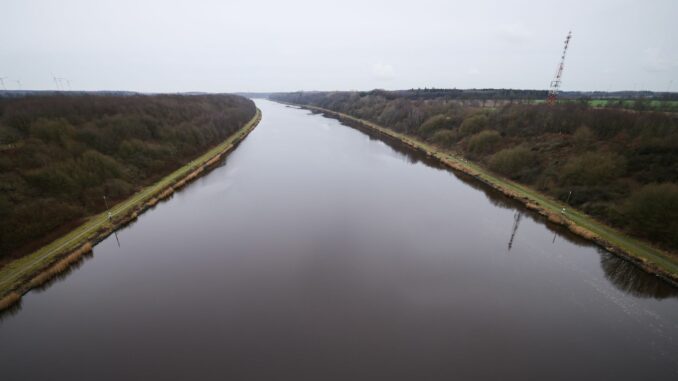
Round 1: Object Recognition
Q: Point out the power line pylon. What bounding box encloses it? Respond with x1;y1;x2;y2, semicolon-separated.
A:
547;31;572;105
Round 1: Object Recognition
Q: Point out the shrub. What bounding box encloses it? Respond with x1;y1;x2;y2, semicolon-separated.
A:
24;165;79;196
572;125;594;149
624;183;678;247
430;130;457;147
560;151;626;186
489;146;535;178
418;114;454;137
467;130;501;154
0;123;21;145
29;118;75;144
459;113;488;137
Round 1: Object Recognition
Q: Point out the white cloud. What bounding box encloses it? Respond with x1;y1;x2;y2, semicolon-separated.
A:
371;63;396;80
467;67;480;75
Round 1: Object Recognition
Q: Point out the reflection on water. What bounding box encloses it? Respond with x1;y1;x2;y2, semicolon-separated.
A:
507;211;523;251
318;111;449;170
113;230;121;247
601;251;678;299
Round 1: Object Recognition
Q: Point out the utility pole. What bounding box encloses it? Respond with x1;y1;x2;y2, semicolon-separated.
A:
561;190;572;214
103;195;121;246
103;195;113;221
547;31;573;105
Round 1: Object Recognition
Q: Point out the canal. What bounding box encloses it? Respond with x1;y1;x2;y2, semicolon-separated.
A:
1;99;677;380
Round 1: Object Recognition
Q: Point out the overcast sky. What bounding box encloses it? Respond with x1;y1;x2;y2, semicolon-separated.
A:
2;0;677;93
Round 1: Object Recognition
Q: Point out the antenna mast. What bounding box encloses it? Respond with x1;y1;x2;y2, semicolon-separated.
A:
57;77;68;90
52;73;61;91
547;31;572;105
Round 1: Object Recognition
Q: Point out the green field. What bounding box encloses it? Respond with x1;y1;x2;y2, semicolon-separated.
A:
0;109;261;299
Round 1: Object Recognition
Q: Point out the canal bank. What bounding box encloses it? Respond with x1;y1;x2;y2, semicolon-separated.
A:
284;103;678;286
0;109;261;312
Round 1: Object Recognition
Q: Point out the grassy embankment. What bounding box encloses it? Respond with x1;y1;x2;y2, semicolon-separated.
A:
295;103;678;285
0;108;261;309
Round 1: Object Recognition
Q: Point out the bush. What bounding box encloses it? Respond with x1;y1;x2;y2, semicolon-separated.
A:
430;130;457;147
0;123;21;145
459;113;488;137
572;125;594;149
24;165;79;196
104;178;135;198
488;146;535;179
29;118;76;144
418;114;454;137
6;198;85;248
467;130;501;154
623;183;678;246
560;151;626;186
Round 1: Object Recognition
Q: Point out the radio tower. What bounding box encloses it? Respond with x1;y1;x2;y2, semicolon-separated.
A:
547;31;572;105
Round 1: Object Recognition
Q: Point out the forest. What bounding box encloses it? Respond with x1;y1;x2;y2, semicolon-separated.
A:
0;94;256;260
272;91;678;251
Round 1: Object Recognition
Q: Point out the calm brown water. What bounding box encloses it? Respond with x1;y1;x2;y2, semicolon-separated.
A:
1;99;678;380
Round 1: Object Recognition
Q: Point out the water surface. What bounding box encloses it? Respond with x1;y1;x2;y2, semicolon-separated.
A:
1;100;677;380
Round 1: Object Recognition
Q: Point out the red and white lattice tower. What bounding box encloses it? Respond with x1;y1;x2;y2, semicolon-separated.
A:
547;31;572;105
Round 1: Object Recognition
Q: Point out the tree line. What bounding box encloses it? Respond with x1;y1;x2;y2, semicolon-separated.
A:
0;94;256;260
271;91;678;250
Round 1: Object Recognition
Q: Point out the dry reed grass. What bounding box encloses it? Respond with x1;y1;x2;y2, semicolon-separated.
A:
0;292;21;311
547;212;565;224
158;187;175;200
28;242;93;289
568;224;597;240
